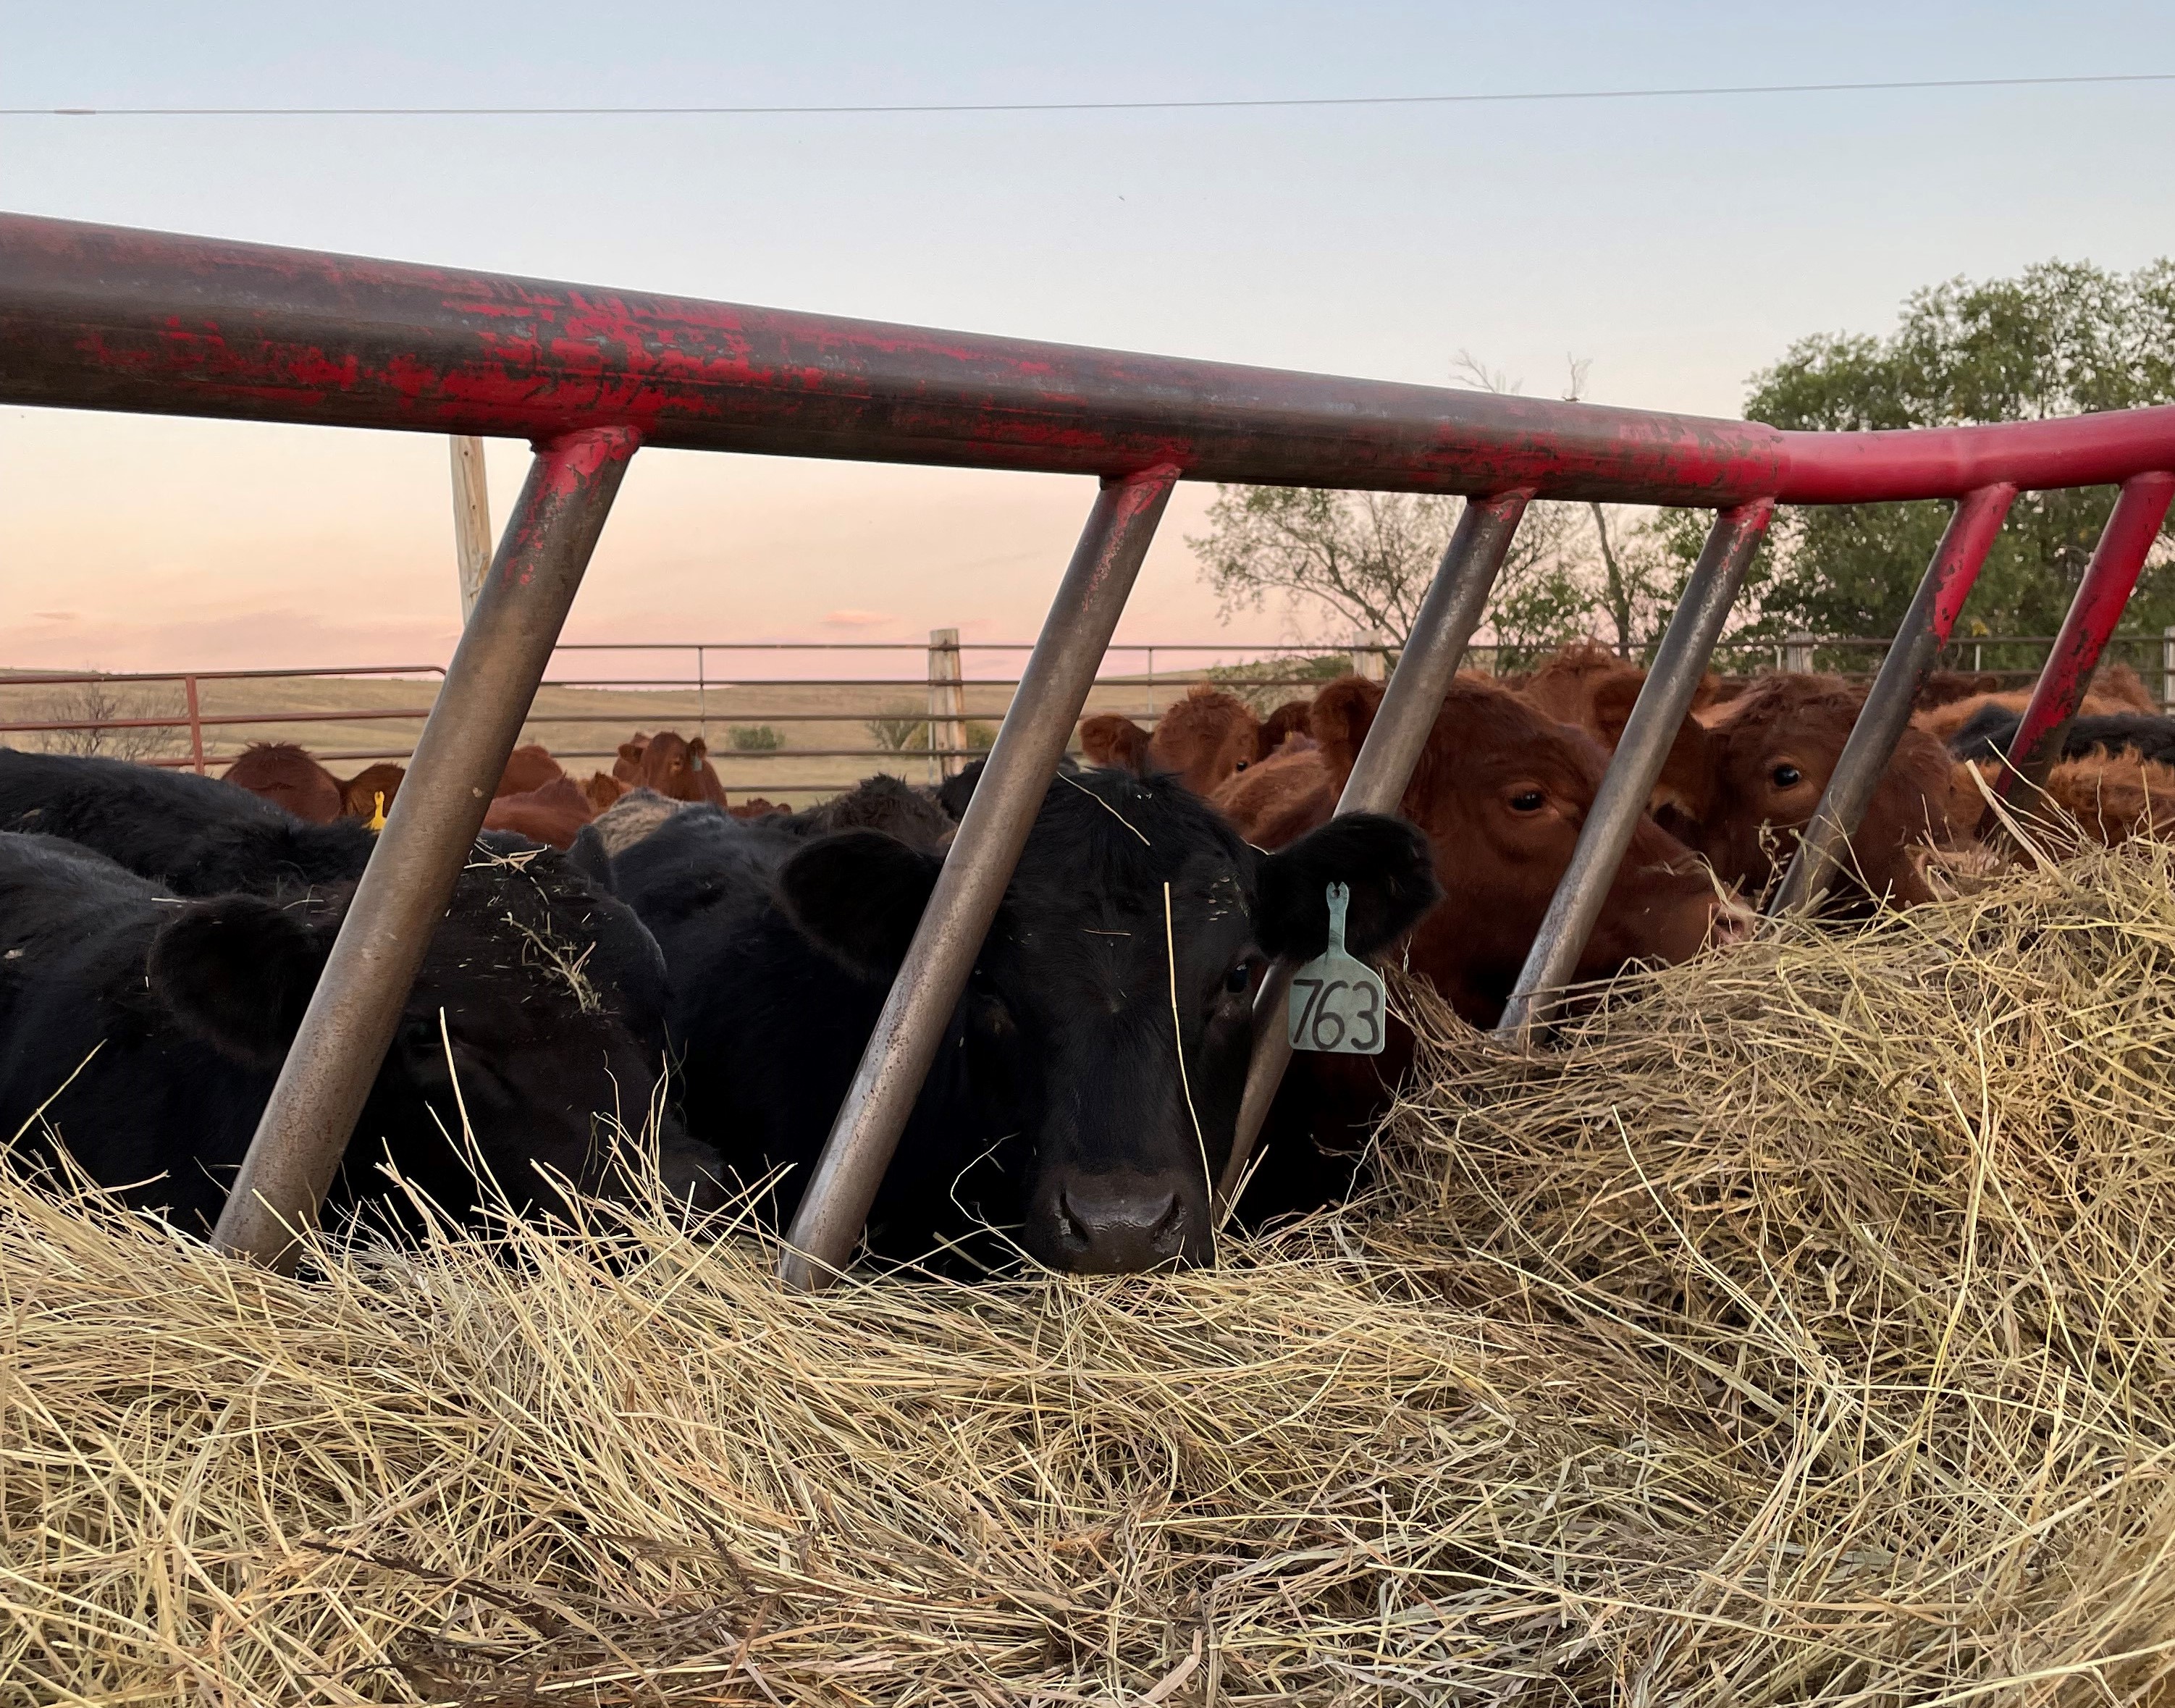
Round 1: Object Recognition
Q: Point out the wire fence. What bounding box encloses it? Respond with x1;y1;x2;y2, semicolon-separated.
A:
5;628;2171;804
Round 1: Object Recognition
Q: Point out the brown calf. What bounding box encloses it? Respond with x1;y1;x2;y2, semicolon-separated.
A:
497;743;565;798
1258;698;1315;756
1515;642;1715;819
1311;676;1736;1027
1210;744;1335;849
482;775;596;850
340;761;405;823
1952;751;2175;847
1667;674;1954;909
1078;712;1153;773
615;731;728;805
222;742;344;823
1079;686;1263;796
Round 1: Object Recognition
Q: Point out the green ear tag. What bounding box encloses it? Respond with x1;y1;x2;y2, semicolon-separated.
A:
1288;881;1387;1055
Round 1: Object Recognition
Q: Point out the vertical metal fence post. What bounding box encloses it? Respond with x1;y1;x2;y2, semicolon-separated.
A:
1998;471;2175;797
2163;626;2175;715
1494;499;1774;1043
183;674;205;775
781;466;1181;1289
1214;489;1532;1215
212;425;640;1271
1771;483;2014;914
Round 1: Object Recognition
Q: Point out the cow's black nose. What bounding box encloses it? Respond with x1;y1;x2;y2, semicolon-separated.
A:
1051;1171;1195;1274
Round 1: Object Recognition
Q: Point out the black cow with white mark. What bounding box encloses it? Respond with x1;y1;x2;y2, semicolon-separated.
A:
610;768;1436;1274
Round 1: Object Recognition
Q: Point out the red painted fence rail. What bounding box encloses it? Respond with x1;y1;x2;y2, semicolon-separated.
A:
7;213;2175;504
3;209;2172;1287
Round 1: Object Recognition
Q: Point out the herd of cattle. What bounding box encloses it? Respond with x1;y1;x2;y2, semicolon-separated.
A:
1;645;2171;1276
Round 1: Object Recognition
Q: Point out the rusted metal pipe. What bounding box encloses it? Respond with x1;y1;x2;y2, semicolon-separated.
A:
1214;490;1532;1216
779;466;1180;1290
9;214;2175;505
1996;471;2175;798
1494;500;1774;1043
211;424;640;1271
1770;483;2014;914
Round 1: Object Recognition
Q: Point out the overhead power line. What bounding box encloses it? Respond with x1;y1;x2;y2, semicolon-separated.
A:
4;70;2171;119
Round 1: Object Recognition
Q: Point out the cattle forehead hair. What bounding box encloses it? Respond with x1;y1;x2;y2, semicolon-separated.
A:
1027;767;1250;884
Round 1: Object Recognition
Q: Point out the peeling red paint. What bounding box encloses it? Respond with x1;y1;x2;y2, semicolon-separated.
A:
7;211;2175;510
1998;472;2175;790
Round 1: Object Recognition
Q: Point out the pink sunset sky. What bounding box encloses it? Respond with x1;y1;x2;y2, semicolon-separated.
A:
4;1;2168;676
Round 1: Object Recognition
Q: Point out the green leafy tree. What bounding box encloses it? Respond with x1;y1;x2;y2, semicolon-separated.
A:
1662;260;2175;644
1187;358;1676;667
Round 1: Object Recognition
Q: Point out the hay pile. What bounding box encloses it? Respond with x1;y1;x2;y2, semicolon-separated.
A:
5;845;2175;1703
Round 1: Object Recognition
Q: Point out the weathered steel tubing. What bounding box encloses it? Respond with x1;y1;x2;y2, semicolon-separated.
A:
1770;483;2015;914
9;214;2175;505
211;425;640;1271
1494;500;1775;1042
1213;490;1532;1215
1996;471;2175;796
779;466;1180;1290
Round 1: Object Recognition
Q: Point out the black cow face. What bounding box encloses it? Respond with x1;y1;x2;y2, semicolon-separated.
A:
778;773;1436;1274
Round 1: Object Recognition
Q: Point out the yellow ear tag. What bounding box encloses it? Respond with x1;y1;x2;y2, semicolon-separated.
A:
1289;881;1386;1055
366;791;387;833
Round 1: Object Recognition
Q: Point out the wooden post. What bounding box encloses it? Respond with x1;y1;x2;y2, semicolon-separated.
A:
451;437;492;622
1350;628;1387;681
928;626;967;780
1783;631;1816;673
2162;625;2174;713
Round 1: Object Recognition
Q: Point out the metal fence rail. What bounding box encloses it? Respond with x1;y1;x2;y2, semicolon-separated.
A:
4;210;2172;1283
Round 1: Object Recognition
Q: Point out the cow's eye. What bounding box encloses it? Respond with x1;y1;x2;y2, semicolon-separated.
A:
1233;759;1249;773
1771;765;1803;789
1223;960;1254;993
1509;788;1545;812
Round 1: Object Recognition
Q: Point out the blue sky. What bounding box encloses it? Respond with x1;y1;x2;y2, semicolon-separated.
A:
4;1;2168;668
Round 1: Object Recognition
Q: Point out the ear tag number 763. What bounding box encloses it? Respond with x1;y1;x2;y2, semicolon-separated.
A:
1288;881;1386;1055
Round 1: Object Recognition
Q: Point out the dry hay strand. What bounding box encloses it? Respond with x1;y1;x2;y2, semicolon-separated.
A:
1377;836;2175;1705
4;846;2175;1703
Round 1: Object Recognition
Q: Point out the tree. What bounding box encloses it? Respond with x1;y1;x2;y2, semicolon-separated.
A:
28;678;183;762
1663;260;2175;642
1187;355;1675;667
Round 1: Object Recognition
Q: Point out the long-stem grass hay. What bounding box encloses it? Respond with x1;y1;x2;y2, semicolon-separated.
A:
5;843;2175;1702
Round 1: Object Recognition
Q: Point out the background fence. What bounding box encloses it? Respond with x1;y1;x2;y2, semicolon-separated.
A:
7;626;2173;804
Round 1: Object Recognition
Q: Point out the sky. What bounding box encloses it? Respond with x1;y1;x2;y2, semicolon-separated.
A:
2;1;2170;674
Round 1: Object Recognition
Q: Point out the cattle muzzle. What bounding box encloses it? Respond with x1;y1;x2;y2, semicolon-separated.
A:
1708;891;1758;948
1037;1166;1208;1274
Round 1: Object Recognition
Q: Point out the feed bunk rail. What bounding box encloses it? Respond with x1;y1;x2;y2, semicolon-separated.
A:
3;213;2171;1280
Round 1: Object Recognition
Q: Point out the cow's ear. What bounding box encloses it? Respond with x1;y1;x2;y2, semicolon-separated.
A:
778;830;943;979
1079;715;1150;774
1255;812;1439;962
1308;677;1385;795
1591;678;1717;825
618;741;647;767
688;736;709;766
146;896;325;1068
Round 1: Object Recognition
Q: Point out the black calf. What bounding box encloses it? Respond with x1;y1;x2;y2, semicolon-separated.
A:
615;769;1436;1274
0;830;722;1231
1948;706;2175;767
